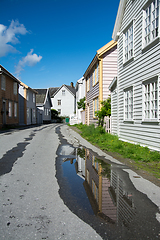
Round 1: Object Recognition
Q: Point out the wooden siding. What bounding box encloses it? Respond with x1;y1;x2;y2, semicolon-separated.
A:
117;0;160;151
102;46;117;100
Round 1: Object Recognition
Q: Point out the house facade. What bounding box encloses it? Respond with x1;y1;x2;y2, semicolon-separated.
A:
75;77;86;124
0;65;20;128
34;89;52;123
111;0;160;151
84;40;117;125
50;83;76;117
19;81;37;125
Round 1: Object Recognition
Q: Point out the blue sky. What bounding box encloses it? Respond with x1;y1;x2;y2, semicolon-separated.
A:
0;0;120;89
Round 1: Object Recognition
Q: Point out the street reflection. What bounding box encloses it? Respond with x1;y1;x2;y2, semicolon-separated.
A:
80;148;136;227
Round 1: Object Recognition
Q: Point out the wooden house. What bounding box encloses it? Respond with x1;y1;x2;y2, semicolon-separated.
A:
111;0;160;151
83;40;117;125
0;65;20;128
19;81;37;125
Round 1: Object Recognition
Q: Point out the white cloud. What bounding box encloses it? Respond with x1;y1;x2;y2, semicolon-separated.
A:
0;20;28;57
15;49;42;75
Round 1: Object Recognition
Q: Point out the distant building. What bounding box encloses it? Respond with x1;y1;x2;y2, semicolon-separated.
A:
34;88;52;123
19;81;37;125
49;83;76;117
75;77;86;124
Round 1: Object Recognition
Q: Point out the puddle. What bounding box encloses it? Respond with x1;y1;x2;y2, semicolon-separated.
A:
55;126;160;240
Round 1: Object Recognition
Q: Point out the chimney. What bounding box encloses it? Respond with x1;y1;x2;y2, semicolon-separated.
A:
71;82;74;88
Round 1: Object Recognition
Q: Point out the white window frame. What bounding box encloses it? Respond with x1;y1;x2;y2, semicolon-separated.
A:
58;109;61;115
143;0;160;48
123;22;134;63
1;75;6;90
93;63;99;86
58;99;61;105
142;77;159;121
124;87;133;121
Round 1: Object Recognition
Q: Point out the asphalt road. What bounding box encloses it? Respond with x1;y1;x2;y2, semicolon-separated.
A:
0;123;160;240
0;124;102;240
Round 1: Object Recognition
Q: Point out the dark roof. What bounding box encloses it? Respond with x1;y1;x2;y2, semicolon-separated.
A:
49;87;59;97
49;84;76;97
65;85;76;96
34;89;47;104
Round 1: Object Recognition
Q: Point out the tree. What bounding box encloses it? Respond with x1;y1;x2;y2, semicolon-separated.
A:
95;97;111;127
77;97;85;110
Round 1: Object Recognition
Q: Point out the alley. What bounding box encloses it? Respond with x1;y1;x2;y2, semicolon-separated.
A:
0;124;102;240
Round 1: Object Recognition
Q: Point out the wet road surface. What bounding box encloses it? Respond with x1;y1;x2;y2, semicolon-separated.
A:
0;123;160;239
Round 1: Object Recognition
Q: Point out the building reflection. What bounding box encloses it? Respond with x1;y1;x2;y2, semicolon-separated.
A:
76;148;136;226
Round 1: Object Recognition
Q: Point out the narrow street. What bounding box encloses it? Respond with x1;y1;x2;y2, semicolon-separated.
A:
0;124;160;240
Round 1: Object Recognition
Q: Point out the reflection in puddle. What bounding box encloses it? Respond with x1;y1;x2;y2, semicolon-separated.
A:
61;146;160;239
56;127;160;239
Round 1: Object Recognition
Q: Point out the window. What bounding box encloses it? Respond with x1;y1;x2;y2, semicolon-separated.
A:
9;101;12;117
14;102;17;117
13;82;17;95
58;100;61;105
143;79;158;120
33;93;35;103
143;0;159;47
93;63;99;86
124;87;133;120
92;156;99;172
92;180;98;203
86;170;89;184
62;90;65;96
27;108;30;118
1;75;6;90
86;76;90;92
93;97;99;118
124;24;134;62
33;109;36;118
27;91;29;101
58;109;61;114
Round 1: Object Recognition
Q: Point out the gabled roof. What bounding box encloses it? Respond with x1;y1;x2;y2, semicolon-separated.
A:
50;84;76;98
0;64;20;84
49;87;59;97
83;40;117;78
112;0;127;41
34;88;52;107
20;81;38;94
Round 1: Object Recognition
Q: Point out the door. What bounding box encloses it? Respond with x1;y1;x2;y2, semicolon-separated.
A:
2;101;6;125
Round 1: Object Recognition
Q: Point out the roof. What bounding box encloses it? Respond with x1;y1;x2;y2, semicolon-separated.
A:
83;40;117;78
20;81;38;94
34;89;47;104
0;64;20;84
49;87;59;97
112;0;127;41
50;84;76;97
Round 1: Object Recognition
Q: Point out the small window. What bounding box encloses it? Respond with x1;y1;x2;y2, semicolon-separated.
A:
62;90;65;96
58;109;61;114
124;24;134;63
93;97;99;118
9;101;12;117
58;100;61;105
143;0;159;47
27;108;30;118
124;87;133;120
33;93;35;103
1;75;6;90
86;76;90;92
27;91;29;101
14;102;17;117
143;79;158;120
93;63;99;86
33;109;36;118
13;82;18;95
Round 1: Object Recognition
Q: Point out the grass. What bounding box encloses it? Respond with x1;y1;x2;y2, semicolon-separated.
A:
72;123;160;179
